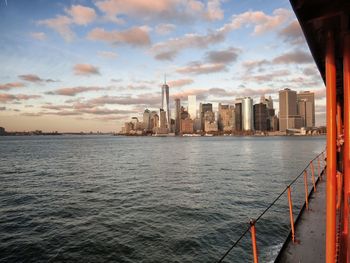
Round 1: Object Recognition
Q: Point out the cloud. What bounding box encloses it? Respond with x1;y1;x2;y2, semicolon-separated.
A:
177;62;227;75
242;70;291;83
84;94;160;107
0;82;25;91
242;59;270;73
168;78;194;87
220;8;291;35
18;74;57;83
206;0;224;21
111;78;123;83
38;5;96;42
151;30;225;60
205;47;240;64
65;5;97;25
279;20;305;45
30;32;47;41
151;8;289;60
273;50;313;64
155;23;176;35
38;15;74;42
73;64;100;76
46;86;105;96
87;27;151;47
176;47;240;75
95;0;207;24
0;94;41;103
97;51;118;59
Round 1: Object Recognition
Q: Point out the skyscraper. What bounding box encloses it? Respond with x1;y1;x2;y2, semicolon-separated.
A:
175;98;181;134
188;95;197;120
161;79;170;129
242;97;254;131
279;88;303;131
254;103;268;131
235;102;242;131
297;91;315;127
200;103;213;130
143;109;151;131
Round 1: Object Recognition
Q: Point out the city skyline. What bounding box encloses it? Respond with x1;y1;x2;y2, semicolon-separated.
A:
0;0;326;132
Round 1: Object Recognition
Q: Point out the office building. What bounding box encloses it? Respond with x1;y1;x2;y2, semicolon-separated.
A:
297;91;315;127
279;88;303;131
235;102;242;131
175;98;181;134
242;97;254;131
161;80;170;129
0;127;5;136
180;118;194;134
143;109;151;131
218;104;234;132
200;103;213;130
188;95;197;120
254;103;268;131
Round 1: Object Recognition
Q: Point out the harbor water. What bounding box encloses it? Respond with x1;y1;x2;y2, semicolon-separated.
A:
0;136;325;262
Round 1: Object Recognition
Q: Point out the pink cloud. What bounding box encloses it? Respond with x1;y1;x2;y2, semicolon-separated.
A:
97;51;118;59
0;82;25;91
38;15;74;42
168;78;194;87
73;64;100;76
220;8;291;35
47;86;105;96
176;62;227;75
87;27;151;47
0;94;41;103
66;5;97;25
18;74;57;83
279;20;305;45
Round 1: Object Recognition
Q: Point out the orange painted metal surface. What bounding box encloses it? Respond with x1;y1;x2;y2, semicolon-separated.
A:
318;157;322;181
325;32;337;263
250;220;259;263
304;171;309;210
342;33;350;262
287;186;295;243
311;162;317;192
336;171;342;210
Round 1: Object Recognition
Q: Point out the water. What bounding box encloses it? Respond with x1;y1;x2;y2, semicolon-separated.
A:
0;135;325;263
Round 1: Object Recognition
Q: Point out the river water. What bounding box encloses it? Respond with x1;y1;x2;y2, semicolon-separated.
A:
0;135;325;262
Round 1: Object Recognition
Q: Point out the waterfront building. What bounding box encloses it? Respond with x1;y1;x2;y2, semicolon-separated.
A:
0;127;5;135
143;109;151;131
157;109;169;134
242;97;254;131
279;88;303;131
218;104;234;132
180;118;194;134
204;120;218;133
200;103;213;130
175;98;181;134
235;102;242;131
150;111;159;133
297;91;315;128
188;95;197;120
204;110;215;123
180;106;190;120
193;118;202;132
161;80;170;129
254;103;268;131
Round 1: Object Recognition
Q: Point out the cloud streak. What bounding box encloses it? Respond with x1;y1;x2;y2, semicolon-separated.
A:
73;64;100;76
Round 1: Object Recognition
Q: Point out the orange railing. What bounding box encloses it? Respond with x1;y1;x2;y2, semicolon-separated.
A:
217;150;326;263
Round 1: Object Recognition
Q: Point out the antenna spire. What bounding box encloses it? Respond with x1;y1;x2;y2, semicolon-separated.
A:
164;73;166;84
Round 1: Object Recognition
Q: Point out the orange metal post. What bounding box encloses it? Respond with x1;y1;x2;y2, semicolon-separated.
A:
336;101;342;139
318;157;322;180
325;32;337;263
287;186;295;243
342;33;350;261
310;162;316;192
250;220;259;263
304;171;309;210
336;171;342;210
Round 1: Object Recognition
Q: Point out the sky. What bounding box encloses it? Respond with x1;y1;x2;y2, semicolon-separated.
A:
0;0;326;132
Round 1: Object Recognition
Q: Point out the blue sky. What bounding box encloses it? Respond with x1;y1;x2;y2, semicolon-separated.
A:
0;0;325;132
